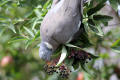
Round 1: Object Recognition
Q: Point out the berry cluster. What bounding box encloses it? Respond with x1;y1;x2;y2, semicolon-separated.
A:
44;49;97;78
58;65;71;78
69;49;92;64
44;60;71;78
44;64;57;75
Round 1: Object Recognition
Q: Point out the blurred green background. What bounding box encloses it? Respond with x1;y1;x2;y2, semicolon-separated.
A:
0;0;120;80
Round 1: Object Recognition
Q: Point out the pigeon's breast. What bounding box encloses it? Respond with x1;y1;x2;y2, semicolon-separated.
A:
52;13;81;44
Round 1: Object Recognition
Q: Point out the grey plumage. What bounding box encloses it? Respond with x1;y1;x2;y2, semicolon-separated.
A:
39;0;83;60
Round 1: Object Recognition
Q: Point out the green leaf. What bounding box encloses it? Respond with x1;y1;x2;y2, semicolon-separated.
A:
93;15;113;22
0;1;9;7
43;0;51;9
102;22;108;26
65;43;82;50
33;30;40;40
9;23;16;33
87;1;105;16
32;18;39;30
24;27;35;37
112;47;120;53
70;23;92;48
112;39;120;47
72;62;80;70
89;24;99;33
41;0;51;17
8;36;28;44
80;62;88;72
0;27;6;37
56;46;67;67
88;53;99;59
96;25;104;36
111;39;120;52
25;40;33;49
0;15;9;20
109;0;118;11
88;19;103;36
88;19;99;33
88;19;95;25
24;10;34;18
88;0;95;8
100;53;109;59
34;9;42;18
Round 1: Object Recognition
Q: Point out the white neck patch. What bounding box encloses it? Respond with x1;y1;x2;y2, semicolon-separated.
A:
44;42;53;49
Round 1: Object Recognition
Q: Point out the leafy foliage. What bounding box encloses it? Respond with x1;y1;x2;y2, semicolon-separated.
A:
0;0;120;80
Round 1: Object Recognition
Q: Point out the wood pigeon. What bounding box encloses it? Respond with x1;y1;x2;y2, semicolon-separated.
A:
39;0;83;60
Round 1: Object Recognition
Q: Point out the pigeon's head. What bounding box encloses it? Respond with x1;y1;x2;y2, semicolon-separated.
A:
39;42;53;61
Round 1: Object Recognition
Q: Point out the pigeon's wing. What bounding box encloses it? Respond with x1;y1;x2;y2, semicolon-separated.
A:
71;0;83;40
52;0;83;44
52;14;81;44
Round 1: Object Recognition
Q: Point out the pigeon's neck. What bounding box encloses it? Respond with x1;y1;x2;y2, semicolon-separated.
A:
41;42;53;50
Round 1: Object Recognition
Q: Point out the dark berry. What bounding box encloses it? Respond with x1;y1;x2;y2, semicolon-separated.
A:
44;64;57;75
58;65;71;78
